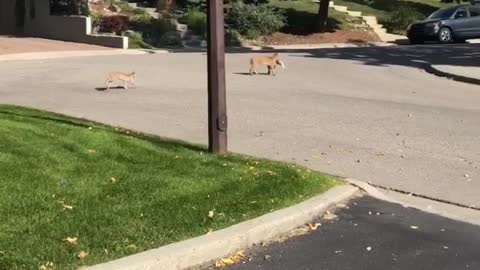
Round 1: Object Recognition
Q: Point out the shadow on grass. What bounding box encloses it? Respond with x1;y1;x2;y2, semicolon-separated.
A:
344;0;438;16
279;8;342;35
0;105;206;153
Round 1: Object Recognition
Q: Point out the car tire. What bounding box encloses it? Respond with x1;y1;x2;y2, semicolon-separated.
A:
438;27;453;43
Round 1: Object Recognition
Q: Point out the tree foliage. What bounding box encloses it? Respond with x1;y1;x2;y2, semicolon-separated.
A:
49;0;89;15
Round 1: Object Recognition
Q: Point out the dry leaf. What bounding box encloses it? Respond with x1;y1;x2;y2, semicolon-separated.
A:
307;223;321;231
87;149;96;154
63;204;74;211
323;210;337;220
63;237;78;246
111;177;117;183
39;262;55;270
77;251;89;259
208;210;215;218
206;228;213;235
214;250;245;268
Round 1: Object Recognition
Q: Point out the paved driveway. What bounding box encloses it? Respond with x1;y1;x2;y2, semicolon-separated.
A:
0;44;479;207
0;36;110;55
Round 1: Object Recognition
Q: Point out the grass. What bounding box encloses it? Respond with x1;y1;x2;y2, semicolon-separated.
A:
0;105;338;270
270;0;362;33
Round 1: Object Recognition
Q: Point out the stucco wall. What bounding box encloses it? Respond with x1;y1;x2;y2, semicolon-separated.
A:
1;0;127;49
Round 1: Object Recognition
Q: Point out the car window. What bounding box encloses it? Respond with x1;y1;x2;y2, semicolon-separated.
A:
428;7;457;19
455;9;468;19
469;7;480;17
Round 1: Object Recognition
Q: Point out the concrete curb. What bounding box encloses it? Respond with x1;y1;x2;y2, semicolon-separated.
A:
0;49;168;62
85;184;359;270
424;63;480;86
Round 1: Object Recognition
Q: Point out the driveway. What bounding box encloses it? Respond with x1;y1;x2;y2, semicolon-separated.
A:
225;196;480;270
0;44;479;207
0;36;110;55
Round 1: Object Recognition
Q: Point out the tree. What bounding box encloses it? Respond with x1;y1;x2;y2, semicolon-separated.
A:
49;0;88;15
314;0;329;32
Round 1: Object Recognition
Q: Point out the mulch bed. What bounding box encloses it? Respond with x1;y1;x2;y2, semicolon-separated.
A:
263;30;381;45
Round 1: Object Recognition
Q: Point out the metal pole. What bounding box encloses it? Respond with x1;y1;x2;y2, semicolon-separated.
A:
207;0;228;154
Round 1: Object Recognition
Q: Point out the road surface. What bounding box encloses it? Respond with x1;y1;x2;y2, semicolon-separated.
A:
1;44;479;206
222;196;480;270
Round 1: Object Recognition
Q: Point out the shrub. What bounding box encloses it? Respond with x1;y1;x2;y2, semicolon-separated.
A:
99;15;129;35
182;7;207;38
127;31;154;49
384;6;423;34
153;17;177;35
226;2;286;39
225;29;242;46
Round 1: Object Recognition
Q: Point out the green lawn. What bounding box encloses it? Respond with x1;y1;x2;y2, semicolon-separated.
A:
0;105;337;270
270;0;364;33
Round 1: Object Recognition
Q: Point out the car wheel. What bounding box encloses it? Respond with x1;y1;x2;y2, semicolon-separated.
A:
438;27;453;43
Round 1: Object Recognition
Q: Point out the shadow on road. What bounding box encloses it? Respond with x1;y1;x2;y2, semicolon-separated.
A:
221;43;480;70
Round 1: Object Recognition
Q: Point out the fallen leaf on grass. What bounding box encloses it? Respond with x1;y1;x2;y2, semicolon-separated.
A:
110;177;117;183
39;262;55;270
206;228;213;235
87;149;96;154
63;237;78;246
208;210;215;218
77;251;89;259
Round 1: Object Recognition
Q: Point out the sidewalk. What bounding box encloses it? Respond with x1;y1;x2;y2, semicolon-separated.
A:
223;196;480;270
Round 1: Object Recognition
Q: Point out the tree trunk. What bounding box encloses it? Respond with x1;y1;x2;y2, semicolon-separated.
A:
315;0;330;32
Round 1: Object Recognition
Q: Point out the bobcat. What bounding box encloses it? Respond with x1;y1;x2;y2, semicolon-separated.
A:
105;72;136;90
249;53;286;76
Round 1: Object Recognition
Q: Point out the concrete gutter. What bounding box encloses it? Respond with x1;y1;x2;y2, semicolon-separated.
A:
85;184;359;270
0;49;167;62
424;63;480;86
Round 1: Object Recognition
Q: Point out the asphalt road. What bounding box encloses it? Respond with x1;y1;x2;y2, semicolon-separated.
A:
1;44;479;206
223;196;480;270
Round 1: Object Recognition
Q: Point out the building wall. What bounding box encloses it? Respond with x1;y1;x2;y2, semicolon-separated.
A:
0;0;17;34
0;0;127;48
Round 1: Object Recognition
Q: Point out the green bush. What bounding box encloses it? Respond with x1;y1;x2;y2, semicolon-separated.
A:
182;7;207;38
153;17;177;35
127;31;155;49
384;6;423;34
225;29;242;46
226;2;286;39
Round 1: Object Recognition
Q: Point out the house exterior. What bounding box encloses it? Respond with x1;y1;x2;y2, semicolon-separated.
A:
0;0;127;48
